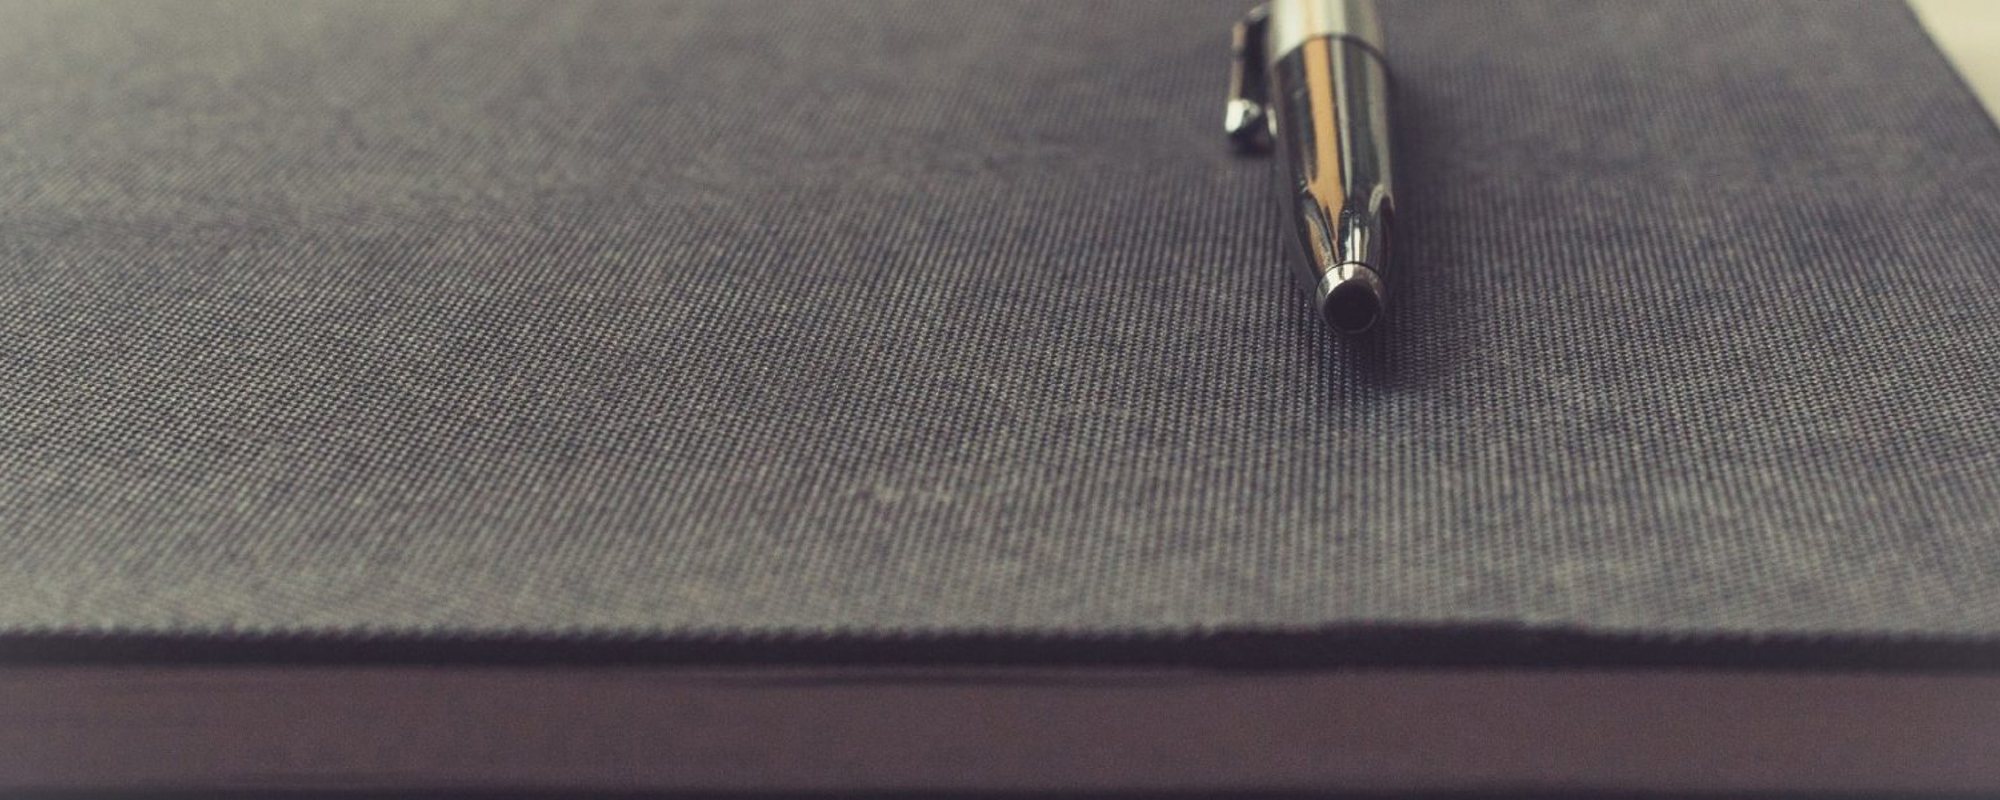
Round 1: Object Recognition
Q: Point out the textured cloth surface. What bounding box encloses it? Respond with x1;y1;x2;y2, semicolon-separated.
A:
3;0;1999;657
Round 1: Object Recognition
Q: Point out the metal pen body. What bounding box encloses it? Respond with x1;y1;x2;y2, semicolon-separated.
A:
1229;0;1394;334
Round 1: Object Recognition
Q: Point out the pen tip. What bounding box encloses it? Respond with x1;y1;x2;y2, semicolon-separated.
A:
1322;268;1384;335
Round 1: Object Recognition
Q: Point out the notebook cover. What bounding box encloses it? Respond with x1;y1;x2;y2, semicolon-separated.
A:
3;0;1998;668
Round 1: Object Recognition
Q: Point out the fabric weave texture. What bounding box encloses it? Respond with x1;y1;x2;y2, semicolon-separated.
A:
3;0;1999;659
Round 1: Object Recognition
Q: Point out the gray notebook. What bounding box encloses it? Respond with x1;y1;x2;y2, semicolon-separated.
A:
4;0;2000;792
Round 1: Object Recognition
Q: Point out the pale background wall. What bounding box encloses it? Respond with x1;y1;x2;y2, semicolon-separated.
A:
1911;0;2000;122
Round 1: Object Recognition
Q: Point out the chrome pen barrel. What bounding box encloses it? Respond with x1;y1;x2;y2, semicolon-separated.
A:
1227;0;1395;334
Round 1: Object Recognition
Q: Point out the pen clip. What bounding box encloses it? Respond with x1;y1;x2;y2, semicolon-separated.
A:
1226;3;1272;154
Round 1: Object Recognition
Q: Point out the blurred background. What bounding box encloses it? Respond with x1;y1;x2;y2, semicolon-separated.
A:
1912;0;2000;119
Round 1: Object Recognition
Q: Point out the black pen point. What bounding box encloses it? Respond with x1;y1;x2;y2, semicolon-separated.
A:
1323;276;1383;334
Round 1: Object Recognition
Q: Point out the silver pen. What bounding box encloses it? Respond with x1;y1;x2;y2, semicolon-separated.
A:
1227;0;1395;335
